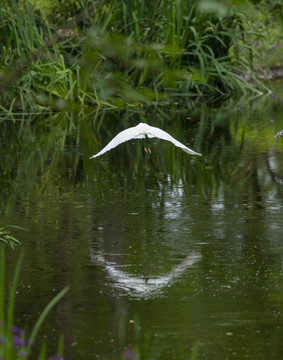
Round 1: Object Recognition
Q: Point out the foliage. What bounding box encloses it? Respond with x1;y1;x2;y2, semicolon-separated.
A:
35;0;94;26
0;0;270;112
0;247;69;360
259;0;283;17
0;228;20;250
242;0;283;71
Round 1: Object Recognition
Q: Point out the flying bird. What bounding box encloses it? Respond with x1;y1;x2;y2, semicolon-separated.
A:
89;122;201;159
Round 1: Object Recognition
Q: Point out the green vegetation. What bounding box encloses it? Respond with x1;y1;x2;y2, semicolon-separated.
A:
248;1;283;70
0;228;20;249
1;0;281;112
0;247;68;359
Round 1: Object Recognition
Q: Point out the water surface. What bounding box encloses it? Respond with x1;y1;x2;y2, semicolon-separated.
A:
1;88;283;359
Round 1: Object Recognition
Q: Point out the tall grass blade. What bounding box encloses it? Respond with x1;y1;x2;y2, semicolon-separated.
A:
27;286;69;351
38;342;47;360
57;334;65;356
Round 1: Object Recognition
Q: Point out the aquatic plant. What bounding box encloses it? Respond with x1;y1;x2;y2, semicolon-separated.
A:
0;228;20;250
0;248;69;359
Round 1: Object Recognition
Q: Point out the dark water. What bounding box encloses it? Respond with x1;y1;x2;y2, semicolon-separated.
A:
1;87;283;359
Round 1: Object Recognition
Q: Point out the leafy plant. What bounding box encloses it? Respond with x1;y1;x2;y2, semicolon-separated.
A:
0;228;20;250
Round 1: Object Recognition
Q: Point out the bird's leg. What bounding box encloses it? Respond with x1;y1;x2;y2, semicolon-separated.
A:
143;136;151;154
144;146;152;154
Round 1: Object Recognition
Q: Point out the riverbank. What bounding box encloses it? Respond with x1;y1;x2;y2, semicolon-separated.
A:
0;0;282;112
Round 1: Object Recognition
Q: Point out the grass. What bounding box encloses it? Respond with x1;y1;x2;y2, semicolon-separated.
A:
247;1;283;70
0;0;271;113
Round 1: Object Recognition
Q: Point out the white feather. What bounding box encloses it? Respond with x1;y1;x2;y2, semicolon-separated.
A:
89;122;201;159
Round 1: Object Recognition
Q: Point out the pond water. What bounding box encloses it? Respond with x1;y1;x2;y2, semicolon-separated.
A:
1;85;283;360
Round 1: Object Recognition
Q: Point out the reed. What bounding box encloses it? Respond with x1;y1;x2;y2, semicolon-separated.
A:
0;0;267;112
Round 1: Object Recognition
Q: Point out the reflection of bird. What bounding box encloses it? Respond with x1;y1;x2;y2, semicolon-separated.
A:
89;122;201;158
90;250;201;299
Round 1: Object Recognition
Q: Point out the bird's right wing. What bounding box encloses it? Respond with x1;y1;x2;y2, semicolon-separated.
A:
147;125;201;156
89;125;146;159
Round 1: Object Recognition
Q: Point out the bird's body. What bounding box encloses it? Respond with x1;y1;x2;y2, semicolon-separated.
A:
89;122;201;159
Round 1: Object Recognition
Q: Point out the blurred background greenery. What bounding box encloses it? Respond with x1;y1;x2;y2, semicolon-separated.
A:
1;0;282;112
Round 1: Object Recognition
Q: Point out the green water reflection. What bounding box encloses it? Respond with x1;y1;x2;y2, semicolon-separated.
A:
1;87;283;359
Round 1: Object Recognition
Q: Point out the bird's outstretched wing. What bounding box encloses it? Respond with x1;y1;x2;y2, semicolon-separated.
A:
89;125;146;159
146;125;201;156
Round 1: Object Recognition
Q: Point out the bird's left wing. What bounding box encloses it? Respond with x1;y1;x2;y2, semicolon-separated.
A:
89;125;146;158
147;125;201;156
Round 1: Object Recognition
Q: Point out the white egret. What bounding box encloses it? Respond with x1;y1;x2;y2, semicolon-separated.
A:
89;122;201;158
